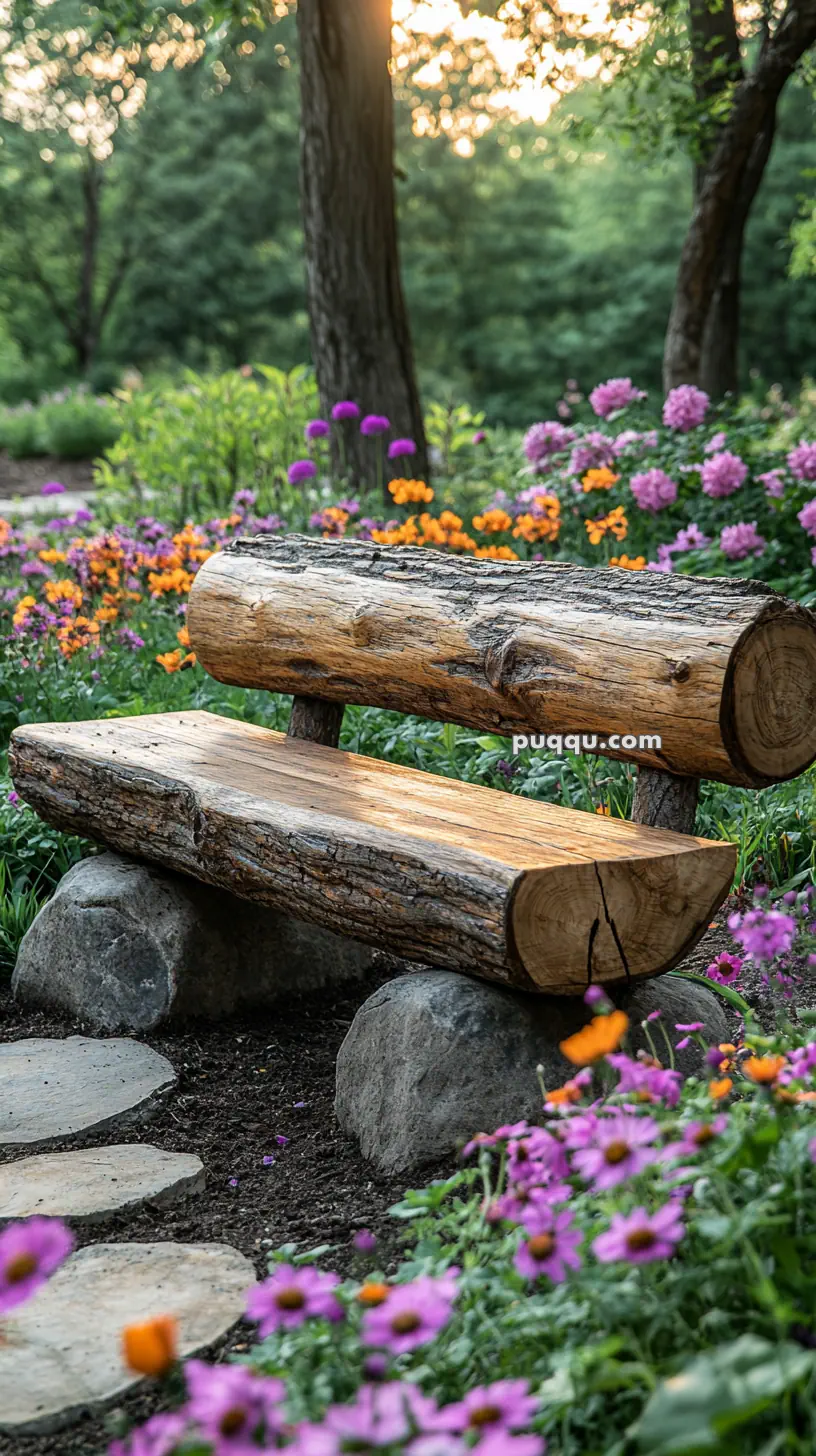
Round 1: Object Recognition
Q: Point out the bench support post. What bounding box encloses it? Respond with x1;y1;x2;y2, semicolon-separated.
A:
287;695;345;748
631;767;700;835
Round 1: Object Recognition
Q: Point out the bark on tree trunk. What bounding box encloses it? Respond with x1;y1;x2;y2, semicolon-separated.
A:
296;0;429;492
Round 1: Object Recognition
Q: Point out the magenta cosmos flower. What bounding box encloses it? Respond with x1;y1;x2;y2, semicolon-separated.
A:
185;1360;285;1450
701;450;747;498
630;468;678;513
323;1382;442;1448
720;522;765;560
788;440;816;481
331;400;361;422
442;1380;540;1435
514;1208;583;1283
593;1202;685;1265
109;1410;189;1456
388;437;417;460
662;1115;728;1163
589;377;644;419
361;414;391;436
288;459;318;485
662;385;709;431
305;419;331;441
569;1112;660;1190
705;951;743;984
0;1217;73;1313
246;1264;343;1336
361;1273;457;1354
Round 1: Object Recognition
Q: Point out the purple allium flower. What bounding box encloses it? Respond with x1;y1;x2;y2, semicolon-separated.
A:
759;469;786;498
360;414;391;437
798;499;816;537
588;377;645;419
331;401;361;422
593;1202;685;1265
39;480;66;496
246;1264;343;1336
788;440;816;482
185;1360;285;1450
523;421;575;466
728;907;796;962
263;1155;276;1166
361;1273;457;1354
442;1380;540;1434
305;419;331;441
232;489;256;512
388;438;417;460
701;450;748;498
71;507;94;525
0;1217;74;1313
630;468;678;513
514;1207;582;1284
353;1229;377;1254
288;459;318;485
473;430;487;445
605;1053;682;1108
569;1112;660;1189
720;521;766;560
109;1410;189;1456
662;385;709;431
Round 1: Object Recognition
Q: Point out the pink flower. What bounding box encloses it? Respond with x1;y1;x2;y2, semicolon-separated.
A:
798;499;816;537
109;1411;189;1456
701;451;748;498
409;1437;468;1456
810;1137;816;1164
388;438;417;460
705;951;742;985
592;1203;685;1264
788;440;816;481
362;1274;457;1354
246;1264;343;1336
720;521;765;560
588;377;645;419
663;385;709;431
463;1122;530;1157
728;907;796;962
361;415;391;437
0;1217;73;1313
704;431;727;453
353;1228;377;1254
661;1115;728;1163
332;401;361;422
506;1128;569;1186
523;421;575;466
324;1382;442;1447
630;468;678;513
305;419;331;441
514;1207;583;1283
672;522;711;552
569;1112;660;1189
490;1180;571;1223
605;1053;682;1108
185;1361;285;1451
569;432;615;476
477;1436;546;1456
759;468;786;498
441;1380;540;1434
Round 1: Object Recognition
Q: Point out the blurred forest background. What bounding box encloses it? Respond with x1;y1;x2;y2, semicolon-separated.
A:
1;5;815;426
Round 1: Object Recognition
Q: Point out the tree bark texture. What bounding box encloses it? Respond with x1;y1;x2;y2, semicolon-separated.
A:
296;0;429;489
187;536;816;788
631;769;700;836
287;694;345;746
9;712;736;995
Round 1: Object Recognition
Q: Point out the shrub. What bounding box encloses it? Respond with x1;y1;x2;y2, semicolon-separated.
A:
0;388;122;460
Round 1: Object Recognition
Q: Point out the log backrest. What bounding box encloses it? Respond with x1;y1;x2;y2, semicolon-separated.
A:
187;535;816;791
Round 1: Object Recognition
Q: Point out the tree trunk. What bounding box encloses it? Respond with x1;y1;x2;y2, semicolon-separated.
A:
296;0;429;491
77;157;101;376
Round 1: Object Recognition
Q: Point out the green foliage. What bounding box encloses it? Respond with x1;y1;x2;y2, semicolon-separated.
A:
0;781;87;977
0;389;121;459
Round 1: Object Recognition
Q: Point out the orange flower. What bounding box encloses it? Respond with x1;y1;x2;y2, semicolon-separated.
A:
560;1009;629;1066
610;555;646;571
545;1079;585;1106
122;1315;178;1377
582;467;619;493
389;478;434;506
156;649;183;673
356;1281;389;1306
472;508;512;533
595;804;611;816
709;1077;733;1100
177;625;191;648
744;1055;786;1085
439;510;463;531
473;544;519;560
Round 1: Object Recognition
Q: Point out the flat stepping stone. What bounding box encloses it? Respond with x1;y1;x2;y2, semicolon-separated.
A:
0;1145;205;1223
0;1241;256;1434
0;1037;176;1149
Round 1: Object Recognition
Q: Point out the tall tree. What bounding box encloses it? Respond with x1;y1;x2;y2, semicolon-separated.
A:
296;0;428;483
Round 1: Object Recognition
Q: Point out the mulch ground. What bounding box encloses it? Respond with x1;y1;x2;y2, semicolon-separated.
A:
0;909;811;1456
0;454;95;498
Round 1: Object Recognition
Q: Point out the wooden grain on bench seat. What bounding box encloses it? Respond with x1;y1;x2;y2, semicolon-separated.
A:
9;711;736;995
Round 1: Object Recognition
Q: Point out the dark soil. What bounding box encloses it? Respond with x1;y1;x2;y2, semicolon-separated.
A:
0;454;95;498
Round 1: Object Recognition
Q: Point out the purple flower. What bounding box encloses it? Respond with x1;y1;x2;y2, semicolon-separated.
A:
288;459;318;485
322;1382;441;1449
362;1273;457;1354
630;468;678;513
477;1437;546;1456
593;1203;685;1264
589;377;645;419
569;431;616;476
232;489;256;511
388;438;417;460
662;1116;728;1163
583;984;610;1008
442;1380;540;1434
701;450;748;498
569;1112;660;1190
39;480;66;496
523;421;575;466
71;507;94;524
246;1264;343;1336
473;430;487;445
759;469;786;498
728;907;796;962
117;628;145;651
337;498;360;516
514;1207;583;1284
788;440;816;482
672;523;711;552
361;414;391;437
810;1137;816;1164
109;1411;189;1456
275;1134;290;1147
704;431;727;453
185;1360;285;1450
7;790;20;807
705;952;743;985
331;401;361;422
353;1229;377;1254
605;1053;682;1108
0;1217;74;1313
305;419;331;441
663;385;709;431
720;521;765;560
798;499;816;537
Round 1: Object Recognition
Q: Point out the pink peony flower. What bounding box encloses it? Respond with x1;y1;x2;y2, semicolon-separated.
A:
569;431;616;476
589;377;645;419
701;450;748;498
246;1264;343;1336
592;1203;685;1264
798;499;816;537
630;468;678;513
788;440;816;481
185;1360;285;1450
663;385;709;431
523;421;575;466
514;1207;583;1283
0;1217;73;1313
720;521;765;560
568;1112;660;1189
362;1274;458;1354
759;468;786;498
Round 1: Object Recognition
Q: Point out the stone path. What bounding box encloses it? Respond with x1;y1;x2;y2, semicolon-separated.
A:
0;1145;205;1223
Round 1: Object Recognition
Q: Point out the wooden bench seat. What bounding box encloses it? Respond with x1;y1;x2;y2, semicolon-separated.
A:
9;710;735;995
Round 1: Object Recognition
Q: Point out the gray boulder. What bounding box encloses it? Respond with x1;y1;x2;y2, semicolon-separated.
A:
13;852;376;1032
335;969;729;1174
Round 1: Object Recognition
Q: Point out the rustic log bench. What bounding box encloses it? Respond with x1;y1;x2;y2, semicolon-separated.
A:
9;537;816;1002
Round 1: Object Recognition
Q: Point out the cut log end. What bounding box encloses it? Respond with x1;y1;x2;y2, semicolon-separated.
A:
725;608;816;784
511;841;737;994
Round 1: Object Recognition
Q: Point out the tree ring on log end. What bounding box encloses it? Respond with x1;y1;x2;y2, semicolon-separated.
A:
722;606;816;785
